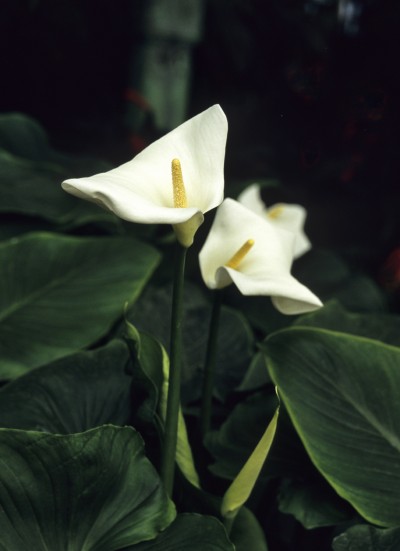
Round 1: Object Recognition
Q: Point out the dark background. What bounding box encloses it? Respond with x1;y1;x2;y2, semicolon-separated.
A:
0;0;399;288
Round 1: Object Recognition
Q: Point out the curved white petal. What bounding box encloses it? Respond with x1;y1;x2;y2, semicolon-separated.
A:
238;183;311;258
62;105;228;226
237;184;265;216
224;270;322;314
266;204;311;258
199;199;322;314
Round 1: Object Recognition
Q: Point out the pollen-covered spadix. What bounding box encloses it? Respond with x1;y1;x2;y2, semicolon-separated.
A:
171;158;187;209
225;239;255;269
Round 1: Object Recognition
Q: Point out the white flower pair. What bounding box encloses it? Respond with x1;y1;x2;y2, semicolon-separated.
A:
62;105;322;315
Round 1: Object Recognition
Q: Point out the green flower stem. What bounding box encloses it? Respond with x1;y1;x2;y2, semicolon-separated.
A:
200;290;223;437
161;242;187;497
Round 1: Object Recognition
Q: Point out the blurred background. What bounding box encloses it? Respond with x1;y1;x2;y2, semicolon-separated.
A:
0;0;399;296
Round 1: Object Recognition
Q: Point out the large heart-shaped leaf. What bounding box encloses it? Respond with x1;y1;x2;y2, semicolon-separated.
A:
0;233;160;378
130;514;234;550
263;327;400;526
0;426;175;550
0;340;132;433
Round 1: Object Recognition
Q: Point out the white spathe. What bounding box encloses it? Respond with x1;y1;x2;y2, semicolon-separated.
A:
62;105;228;247
199;199;322;315
238;183;311;258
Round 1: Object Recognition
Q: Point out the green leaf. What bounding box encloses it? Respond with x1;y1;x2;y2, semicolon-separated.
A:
0;215;53;241
125;323;165;450
293;250;387;312
332;524;400;551
0;426;175;550
278;478;354;529
224;286;292;334
230;507;269;551
0;112;54;161
295;300;400;346
0;149;118;230
331;275;387;312
125;322;200;488
263;327;400;527
221;405;279;519
0;340;132;433
126;283;254;404
128;514;234;550
236;352;271;392
293;249;350;293
0;113;117;233
207;391;355;526
0;233;160;379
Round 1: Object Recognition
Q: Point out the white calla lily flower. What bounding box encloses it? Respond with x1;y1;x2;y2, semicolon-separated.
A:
199;199;322;315
62;105;228;247
238;183;311;258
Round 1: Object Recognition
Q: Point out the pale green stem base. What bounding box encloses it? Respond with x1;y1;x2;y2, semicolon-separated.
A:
160;243;187;497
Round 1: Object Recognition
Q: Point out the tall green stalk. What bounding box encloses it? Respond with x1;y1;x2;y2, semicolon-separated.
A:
161;242;187;497
200;290;223;437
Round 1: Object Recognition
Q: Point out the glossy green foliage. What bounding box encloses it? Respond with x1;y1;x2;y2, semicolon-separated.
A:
263;327;400;526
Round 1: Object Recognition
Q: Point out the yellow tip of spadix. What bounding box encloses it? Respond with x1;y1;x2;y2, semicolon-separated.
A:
226;239;255;270
172;158;187;208
267;204;284;219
